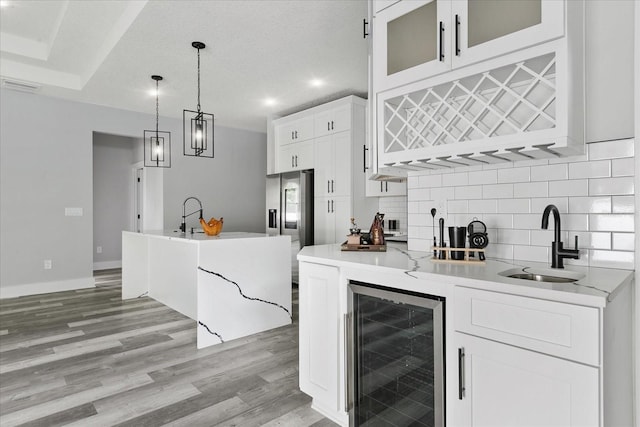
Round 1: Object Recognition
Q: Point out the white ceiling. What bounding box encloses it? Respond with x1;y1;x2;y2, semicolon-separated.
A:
0;0;369;132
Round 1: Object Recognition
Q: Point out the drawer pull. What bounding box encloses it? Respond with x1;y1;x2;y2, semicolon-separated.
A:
458;347;465;400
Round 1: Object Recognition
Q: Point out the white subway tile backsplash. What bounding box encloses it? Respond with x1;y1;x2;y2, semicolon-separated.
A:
588;139;634;160
454;185;483;200
468;170;497;185
568;197;611;214
405;139;634;268
549;179;589;197
568;160;610;179
408;188;431;201
531;164;568;181
483;183;514;199
443;172;469;187
513;182;548;198
589;177;634;196
589;249;634;270
512;214;541;229
448;200;469;214
419;174;442;188
498;229;530;245
514;245;549;263
589;214;634;232
612;196;634;213
497;167;530;183
484;214;514;229
612;157;634;177
469;199;498;214
498;199;530;213
563;214;590;231
612;233;635;251
531;197;568;214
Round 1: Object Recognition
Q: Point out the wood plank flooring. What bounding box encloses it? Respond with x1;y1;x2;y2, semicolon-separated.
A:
0;269;337;427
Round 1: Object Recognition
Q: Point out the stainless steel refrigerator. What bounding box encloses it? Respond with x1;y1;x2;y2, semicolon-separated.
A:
266;170;314;283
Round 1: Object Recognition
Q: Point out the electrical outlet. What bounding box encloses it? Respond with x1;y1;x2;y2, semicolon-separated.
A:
44;259;52;270
96;246;102;254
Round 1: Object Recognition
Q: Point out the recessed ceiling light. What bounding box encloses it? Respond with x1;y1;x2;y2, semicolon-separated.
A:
264;98;277;107
310;79;324;88
0;1;9;8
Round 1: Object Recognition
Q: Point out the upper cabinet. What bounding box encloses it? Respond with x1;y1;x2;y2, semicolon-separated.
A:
373;0;565;93
370;0;585;173
276;116;314;146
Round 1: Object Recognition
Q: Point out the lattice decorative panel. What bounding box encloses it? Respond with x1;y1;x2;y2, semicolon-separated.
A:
383;53;556;154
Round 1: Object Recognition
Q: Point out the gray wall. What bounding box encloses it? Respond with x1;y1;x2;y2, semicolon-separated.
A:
93;132;139;267
0;89;267;293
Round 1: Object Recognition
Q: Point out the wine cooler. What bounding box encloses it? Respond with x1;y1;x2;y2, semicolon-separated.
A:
347;281;445;427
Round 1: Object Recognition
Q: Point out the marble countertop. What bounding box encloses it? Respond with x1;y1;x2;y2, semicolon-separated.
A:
127;230;283;242
298;243;634;307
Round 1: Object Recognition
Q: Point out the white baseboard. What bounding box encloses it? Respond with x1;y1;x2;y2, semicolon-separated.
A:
93;260;122;271
0;277;94;299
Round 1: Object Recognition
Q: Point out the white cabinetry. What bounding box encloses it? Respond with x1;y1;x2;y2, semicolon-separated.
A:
314;132;351;198
314;104;352;138
373;0;564;92
370;0;584;174
314;196;351;246
366;179;406;197
453;286;600;426
455;333;598;427
277;140;313;172
298;262;345;424
276;116;314;145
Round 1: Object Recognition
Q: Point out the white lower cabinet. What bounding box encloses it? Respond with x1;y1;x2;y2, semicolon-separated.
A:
298;262;344;424
454;332;599;427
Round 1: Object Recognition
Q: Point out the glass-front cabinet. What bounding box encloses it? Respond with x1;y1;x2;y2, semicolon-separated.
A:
373;0;565;92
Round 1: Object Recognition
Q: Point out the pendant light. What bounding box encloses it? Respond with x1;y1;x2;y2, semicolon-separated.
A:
183;41;214;158
144;75;171;168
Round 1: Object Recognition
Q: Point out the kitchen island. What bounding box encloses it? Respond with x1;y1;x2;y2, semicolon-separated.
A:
297;242;634;427
122;231;291;349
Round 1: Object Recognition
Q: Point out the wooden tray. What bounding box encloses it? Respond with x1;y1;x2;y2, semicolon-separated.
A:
341;241;387;252
430;246;486;265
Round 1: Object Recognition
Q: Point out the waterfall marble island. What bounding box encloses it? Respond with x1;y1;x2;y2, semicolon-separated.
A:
122;231;292;349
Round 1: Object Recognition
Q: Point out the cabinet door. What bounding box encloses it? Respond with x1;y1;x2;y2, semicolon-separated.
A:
314;136;333;197
365;179;407;197
454;333;599;427
373;0;451;92
331;197;351;243
314;197;334;245
299;262;340;413
276;116;315;146
293;141;314;170
277;144;295;173
451;0;564;69
331;132;352;197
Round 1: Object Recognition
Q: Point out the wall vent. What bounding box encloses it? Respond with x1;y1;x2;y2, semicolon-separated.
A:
1;78;41;93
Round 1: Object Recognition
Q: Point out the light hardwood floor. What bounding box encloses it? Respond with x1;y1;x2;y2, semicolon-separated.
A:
0;269;337;427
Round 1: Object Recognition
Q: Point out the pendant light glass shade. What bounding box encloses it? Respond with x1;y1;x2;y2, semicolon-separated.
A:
183;41;214;158
144;75;171;168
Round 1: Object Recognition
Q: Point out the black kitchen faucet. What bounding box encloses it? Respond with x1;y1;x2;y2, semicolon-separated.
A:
541;204;579;269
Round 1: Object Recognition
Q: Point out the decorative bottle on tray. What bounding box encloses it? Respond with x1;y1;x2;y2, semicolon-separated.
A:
370;212;385;245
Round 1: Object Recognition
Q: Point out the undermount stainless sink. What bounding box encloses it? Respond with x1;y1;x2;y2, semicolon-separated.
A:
499;268;584;283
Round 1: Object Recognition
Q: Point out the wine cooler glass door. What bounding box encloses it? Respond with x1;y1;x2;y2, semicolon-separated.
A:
348;281;444;427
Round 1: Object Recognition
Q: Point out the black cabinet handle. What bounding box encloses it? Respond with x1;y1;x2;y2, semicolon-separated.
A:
455;14;460;56
328;122;330;131
295;155;298;167
328;180;330;193
385;182;388;192
363;18;369;38
439;21;445;62
331;120;334;130
291;156;294;168
458;347;465;400
327;200;330;213
380;181;383;192
331;180;334;193
291;131;294;140
331;200;334;213
295;131;298;139
363;145;369;173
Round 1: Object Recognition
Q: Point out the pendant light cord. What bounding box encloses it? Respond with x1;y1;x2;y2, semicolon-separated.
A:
155;79;159;135
196;47;201;113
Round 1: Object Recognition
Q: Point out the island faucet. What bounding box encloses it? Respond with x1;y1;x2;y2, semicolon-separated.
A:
541;204;579;269
181;197;203;233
